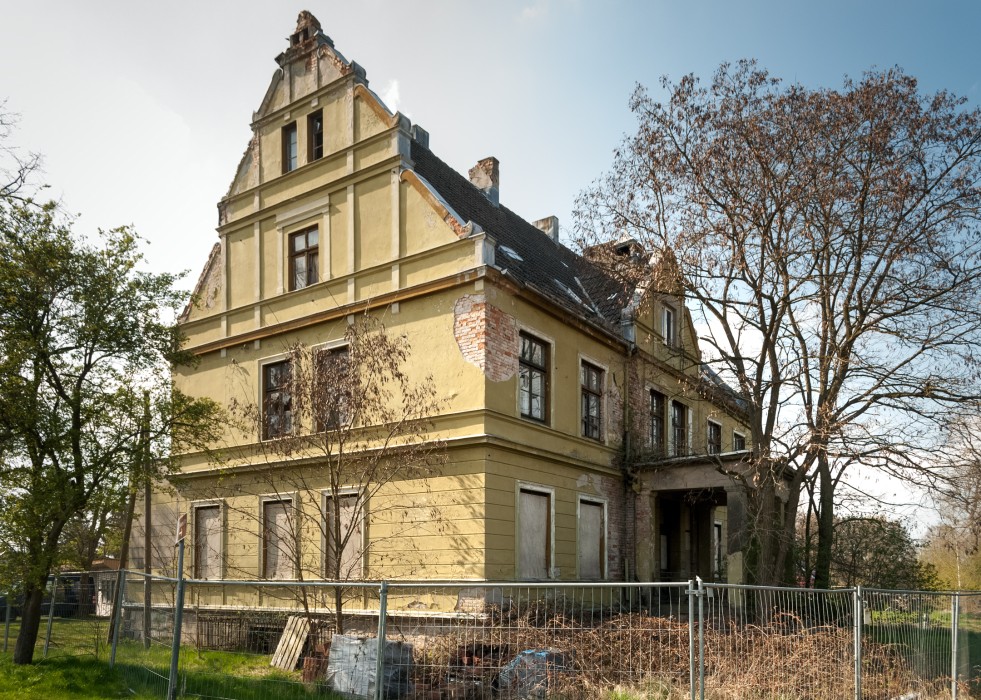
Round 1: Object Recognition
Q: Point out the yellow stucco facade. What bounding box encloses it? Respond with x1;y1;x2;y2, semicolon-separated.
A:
135;12;755;588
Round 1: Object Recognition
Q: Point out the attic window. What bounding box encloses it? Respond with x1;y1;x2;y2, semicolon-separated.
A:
308;110;324;161
290;28;308;46
282;122;298;173
615;243;632;256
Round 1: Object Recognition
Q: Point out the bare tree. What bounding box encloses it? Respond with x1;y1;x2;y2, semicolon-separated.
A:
197;316;445;632
0;102;41;202
577;62;981;586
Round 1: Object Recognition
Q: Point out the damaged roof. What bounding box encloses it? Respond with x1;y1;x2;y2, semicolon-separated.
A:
410;140;632;333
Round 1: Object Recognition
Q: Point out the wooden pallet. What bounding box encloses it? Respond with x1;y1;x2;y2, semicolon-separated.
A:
270;615;310;670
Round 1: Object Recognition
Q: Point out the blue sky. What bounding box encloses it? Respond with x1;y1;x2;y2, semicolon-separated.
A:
1;1;977;281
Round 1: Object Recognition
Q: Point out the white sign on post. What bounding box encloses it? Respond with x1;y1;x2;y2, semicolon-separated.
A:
176;513;187;545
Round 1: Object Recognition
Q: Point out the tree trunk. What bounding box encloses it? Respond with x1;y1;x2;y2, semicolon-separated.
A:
813;455;835;589
13;583;45;664
333;587;344;635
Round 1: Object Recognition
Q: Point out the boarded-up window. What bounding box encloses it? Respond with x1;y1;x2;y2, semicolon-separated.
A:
518;489;551;579
325;494;362;579
578;500;605;579
194;505;221;580
263;500;293;580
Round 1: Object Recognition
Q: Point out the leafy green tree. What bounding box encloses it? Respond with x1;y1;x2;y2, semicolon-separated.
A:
0;203;222;664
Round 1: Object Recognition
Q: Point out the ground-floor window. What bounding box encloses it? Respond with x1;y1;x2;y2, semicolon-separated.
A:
517;487;552;579
577;498;606;580
262;499;293;580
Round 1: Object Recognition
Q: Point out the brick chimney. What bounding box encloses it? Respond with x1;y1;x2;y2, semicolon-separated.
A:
532;216;559;243
469;157;499;207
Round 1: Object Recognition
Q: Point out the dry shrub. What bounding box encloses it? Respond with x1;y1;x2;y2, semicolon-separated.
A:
400;604;963;699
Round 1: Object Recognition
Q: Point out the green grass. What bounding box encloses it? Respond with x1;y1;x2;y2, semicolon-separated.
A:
1;617;344;699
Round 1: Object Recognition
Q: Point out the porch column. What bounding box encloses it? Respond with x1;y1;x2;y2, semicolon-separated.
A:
634;487;658;582
724;484;748;586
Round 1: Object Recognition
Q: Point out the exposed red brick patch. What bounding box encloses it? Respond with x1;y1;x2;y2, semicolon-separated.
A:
453;294;518;382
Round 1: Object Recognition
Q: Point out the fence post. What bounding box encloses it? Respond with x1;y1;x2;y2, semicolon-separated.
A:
853;586;863;700
697;578;706;700
167;539;187;700
3;595;11;653
374;581;389;700
951;593;960;700
43;574;59;659
687;580;696;700
109;570;127;669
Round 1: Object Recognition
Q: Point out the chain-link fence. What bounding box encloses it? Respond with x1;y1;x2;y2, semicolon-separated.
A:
4;573;980;699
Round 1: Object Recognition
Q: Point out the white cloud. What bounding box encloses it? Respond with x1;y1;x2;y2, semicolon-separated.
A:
380;79;400;113
519;0;550;22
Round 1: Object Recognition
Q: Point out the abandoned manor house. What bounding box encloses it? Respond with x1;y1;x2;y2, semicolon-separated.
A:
133;12;773;591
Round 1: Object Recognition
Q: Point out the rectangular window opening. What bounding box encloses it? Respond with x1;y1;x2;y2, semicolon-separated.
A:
315;346;350;431
650;390;666;455
325;493;362;579
671;400;688;456
194;505;221;580
262;499;293;580
282;122;298;173
518;488;551;579
580;362;603;441
708;420;722;455
263;360;292;439
307;110;324;161
289;227;319;291
578;499;605;580
663;306;677;347
733;431;747;452
519;333;549;422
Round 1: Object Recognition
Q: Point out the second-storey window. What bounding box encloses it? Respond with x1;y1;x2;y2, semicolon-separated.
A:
708;420;722;454
263;360;292;439
671;400;688;456
650;390;666;454
282;122;298;173
519;333;548;422
315;346;350;431
289;228;319;291
733;431;747;452
581;362;603;440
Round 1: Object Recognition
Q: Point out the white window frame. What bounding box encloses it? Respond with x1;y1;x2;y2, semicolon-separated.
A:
515;482;555;580
320;488;365;580
190;500;223;581
516;325;555;425
259;494;297;581
576;496;608;580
